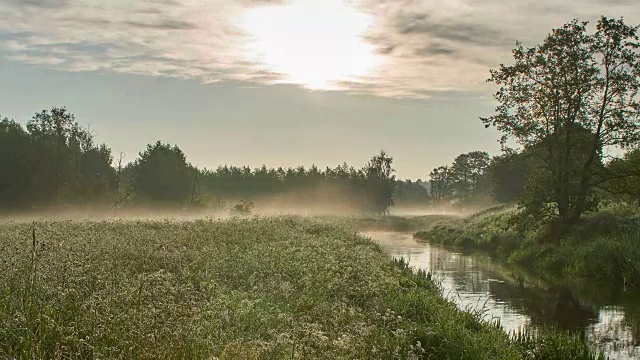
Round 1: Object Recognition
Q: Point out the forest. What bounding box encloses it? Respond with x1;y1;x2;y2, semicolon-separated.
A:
0;108;402;215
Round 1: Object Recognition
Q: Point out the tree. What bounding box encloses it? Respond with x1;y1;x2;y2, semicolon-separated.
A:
1;107;116;207
429;166;453;201
482;17;640;223
131;141;192;206
394;180;429;204
489;150;528;203
0;117;33;209
363;150;396;215
449;151;491;201
601;149;640;205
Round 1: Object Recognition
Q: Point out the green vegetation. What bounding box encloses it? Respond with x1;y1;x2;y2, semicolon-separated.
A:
0;217;604;359
416;205;640;288
0;108;116;209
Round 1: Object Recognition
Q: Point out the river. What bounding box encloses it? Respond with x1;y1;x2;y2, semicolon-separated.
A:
367;231;640;360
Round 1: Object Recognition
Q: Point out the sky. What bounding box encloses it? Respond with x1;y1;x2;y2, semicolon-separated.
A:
0;0;639;179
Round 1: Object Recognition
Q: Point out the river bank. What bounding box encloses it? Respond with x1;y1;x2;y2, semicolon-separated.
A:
368;231;639;360
414;206;640;289
0;216;603;359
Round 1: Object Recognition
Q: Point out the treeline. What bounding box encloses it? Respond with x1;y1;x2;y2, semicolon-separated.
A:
428;151;493;206
428;149;530;206
0;108;115;208
0;107;399;214
128;140;397;214
429;145;640;213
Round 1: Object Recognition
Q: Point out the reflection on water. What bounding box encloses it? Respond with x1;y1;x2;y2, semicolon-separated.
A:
367;231;640;360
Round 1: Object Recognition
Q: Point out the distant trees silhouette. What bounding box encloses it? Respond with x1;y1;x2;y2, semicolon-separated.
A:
0;107;400;214
428;151;493;206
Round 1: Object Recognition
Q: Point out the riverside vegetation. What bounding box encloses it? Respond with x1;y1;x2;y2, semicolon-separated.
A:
417;16;640;291
416;204;640;289
0;217;605;359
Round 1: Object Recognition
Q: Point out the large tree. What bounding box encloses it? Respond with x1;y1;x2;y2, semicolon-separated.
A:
0;107;116;207
482;17;640;223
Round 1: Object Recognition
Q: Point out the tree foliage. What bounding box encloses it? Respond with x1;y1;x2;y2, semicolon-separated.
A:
0;108;115;210
0;117;32;208
429;151;492;205
363;150;396;215
489;150;528;203
450;151;491;201
394;180;429;204
482;17;640;223
429;166;452;201
130;141;192;206
601;149;640;205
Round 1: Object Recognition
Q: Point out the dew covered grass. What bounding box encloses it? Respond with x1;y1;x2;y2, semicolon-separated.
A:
0;217;603;359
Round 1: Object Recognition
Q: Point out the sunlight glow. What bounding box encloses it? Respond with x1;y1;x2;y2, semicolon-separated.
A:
240;0;382;90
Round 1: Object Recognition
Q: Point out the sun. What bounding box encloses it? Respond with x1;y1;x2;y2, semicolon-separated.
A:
240;0;382;90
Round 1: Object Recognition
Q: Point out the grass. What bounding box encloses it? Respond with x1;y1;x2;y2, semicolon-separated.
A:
415;205;640;288
0;217;604;359
327;214;457;233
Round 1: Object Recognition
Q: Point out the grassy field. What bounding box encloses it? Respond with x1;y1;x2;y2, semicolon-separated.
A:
0;217;603;359
415;205;640;288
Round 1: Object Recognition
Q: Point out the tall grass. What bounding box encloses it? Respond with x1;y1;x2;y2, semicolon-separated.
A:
0;217;603;359
510;327;607;360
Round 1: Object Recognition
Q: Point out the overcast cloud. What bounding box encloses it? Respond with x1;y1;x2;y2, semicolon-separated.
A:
1;0;638;98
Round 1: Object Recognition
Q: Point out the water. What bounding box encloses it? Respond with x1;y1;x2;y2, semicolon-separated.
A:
367;231;640;360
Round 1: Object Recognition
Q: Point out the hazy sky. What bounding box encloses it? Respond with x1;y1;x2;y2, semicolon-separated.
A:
1;0;639;179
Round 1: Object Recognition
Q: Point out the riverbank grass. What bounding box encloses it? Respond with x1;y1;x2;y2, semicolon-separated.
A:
0;217;604;359
415;205;640;288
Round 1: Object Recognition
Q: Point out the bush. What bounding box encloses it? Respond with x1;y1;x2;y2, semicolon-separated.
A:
230;200;254;216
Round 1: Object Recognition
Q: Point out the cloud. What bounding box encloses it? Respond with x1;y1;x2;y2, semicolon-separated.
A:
0;0;638;98
3;0;71;8
413;43;457;57
395;13;511;47
122;19;199;30
347;0;640;97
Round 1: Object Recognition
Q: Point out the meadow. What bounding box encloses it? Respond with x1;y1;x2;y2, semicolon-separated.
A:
0;216;604;359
